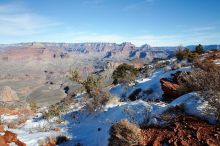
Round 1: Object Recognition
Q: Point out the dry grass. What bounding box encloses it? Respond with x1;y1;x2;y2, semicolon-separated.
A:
109;119;144;146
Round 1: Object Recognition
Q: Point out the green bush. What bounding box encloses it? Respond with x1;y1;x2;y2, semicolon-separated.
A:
69;70;81;83
82;75;101;94
195;44;205;54
112;63;139;85
175;47;198;62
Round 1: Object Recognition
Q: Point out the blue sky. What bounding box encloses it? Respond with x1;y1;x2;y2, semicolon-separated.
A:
0;0;219;46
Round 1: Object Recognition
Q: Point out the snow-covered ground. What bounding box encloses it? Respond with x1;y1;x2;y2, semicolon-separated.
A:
4;65;217;146
59;93;216;146
110;66;191;100
1;113;62;146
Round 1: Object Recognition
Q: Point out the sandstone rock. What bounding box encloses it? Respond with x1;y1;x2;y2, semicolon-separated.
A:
0;130;26;146
0;86;19;102
15;140;26;146
160;78;181;101
3;131;17;143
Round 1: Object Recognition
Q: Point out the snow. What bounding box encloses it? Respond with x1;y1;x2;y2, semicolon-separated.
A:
149;92;218;124
0;115;19;122
4;113;62;146
60;100;161;146
9;129;58;146
110;66;192;100
3;65;218;146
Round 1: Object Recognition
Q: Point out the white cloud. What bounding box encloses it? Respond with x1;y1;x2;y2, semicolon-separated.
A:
0;2;59;36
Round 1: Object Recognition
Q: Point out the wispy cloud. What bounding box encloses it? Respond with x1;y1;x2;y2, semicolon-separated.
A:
188;26;215;32
0;2;59;36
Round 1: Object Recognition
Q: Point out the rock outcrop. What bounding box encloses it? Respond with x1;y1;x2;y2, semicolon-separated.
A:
0;130;26;146
141;116;220;146
160;78;181;101
0;86;19;102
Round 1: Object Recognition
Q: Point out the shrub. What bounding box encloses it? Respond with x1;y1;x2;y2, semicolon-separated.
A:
108;119;144;146
195;44;205;54
69;70;81;83
43;105;62;120
112;63;139;85
82;75;101;94
177;69;220;93
175;46;188;61
194;61;219;72
85;89;110;112
69;70;110;112
187;52;197;62
175;46;198;62
177;63;220;121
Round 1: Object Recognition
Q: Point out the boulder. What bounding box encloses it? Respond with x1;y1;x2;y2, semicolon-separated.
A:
3;131;17;143
0;86;19;102
160;78;181;101
0;130;26;146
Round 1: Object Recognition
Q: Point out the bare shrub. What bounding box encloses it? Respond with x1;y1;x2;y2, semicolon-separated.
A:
177;62;220;121
69;70;111;112
109;119;144;146
194;61;219;72
177;69;220;93
85;89;110;112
